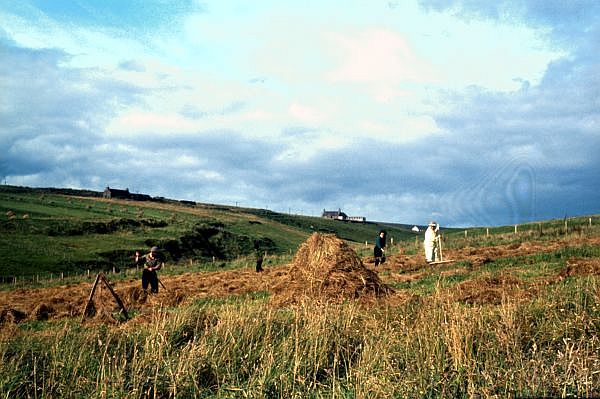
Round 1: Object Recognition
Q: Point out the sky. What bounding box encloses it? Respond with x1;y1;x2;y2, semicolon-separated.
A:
0;0;598;227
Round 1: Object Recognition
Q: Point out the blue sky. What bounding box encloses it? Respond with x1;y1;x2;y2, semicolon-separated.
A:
1;0;598;227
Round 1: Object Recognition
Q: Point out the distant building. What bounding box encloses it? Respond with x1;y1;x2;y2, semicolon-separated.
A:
103;187;151;201
348;216;366;223
322;208;348;221
103;187;130;199
131;193;152;201
412;226;420;232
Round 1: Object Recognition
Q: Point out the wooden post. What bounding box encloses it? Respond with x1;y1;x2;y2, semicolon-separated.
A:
99;274;129;320
464;230;468;238
564;219;568;234
486;228;489;237
81;273;129;323
81;274;101;322
589;217;592;228
514;225;518;234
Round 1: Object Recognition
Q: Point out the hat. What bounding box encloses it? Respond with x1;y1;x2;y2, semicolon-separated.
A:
428;221;437;226
150;246;159;252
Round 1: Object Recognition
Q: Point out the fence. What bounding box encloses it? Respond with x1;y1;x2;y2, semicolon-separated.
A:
0;253;293;290
405;216;598;251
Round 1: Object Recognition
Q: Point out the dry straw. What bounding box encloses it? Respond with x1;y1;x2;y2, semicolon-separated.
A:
272;233;392;305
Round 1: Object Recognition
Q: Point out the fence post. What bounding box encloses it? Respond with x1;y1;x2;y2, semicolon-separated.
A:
514;225;518;234
464;230;468;238
486;228;489;237
589;217;592;228
564;219;568;234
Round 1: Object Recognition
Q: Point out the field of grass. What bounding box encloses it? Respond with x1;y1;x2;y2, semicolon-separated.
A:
1;273;598;397
0;185;416;280
1;185;599;398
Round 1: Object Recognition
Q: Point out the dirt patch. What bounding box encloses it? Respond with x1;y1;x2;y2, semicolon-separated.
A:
451;274;529;305
271;233;392;306
560;257;600;278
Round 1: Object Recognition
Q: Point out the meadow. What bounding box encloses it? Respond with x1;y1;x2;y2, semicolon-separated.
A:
0;186;599;398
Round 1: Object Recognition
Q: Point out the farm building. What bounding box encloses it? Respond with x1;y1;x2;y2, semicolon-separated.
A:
103;187;130;199
103;187;151;201
322;209;348;221
348;216;366;223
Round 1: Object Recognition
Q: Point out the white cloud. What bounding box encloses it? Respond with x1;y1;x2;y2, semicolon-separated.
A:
288;103;325;124
327;28;438;86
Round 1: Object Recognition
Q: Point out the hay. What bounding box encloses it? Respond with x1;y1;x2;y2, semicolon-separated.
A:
272;233;392;305
33;303;53;321
560;257;600;278
0;308;27;324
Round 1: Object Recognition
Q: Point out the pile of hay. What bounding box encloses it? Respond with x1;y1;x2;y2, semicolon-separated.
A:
272;233;391;305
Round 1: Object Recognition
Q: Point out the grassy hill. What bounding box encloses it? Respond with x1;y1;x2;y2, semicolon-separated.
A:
0;185;419;277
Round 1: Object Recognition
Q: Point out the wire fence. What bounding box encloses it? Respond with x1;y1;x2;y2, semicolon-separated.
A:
403;216;599;251
0;253;294;290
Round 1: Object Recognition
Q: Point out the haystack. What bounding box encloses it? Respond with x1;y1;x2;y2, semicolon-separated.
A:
272;233;391;305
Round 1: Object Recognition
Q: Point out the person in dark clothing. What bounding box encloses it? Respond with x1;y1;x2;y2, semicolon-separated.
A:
135;246;165;293
374;230;387;267
254;240;265;272
255;251;264;272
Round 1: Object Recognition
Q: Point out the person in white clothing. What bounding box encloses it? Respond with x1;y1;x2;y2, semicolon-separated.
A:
424;221;440;263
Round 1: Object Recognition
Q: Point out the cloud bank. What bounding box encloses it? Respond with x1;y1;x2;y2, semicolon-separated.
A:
1;1;598;226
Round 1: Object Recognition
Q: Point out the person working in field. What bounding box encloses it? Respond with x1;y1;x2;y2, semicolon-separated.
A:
373;230;387;267
424;221;440;263
135;246;165;293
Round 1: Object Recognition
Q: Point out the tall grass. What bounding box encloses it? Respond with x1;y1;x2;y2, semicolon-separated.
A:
1;276;598;398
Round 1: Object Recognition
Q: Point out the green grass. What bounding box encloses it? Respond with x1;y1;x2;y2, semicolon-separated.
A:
0;186;417;280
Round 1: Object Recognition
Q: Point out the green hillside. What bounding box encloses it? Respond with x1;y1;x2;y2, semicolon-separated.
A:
0;185;417;277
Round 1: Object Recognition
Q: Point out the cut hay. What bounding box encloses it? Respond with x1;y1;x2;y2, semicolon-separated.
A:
0;308;27;324
272;233;392;305
560;257;600;278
